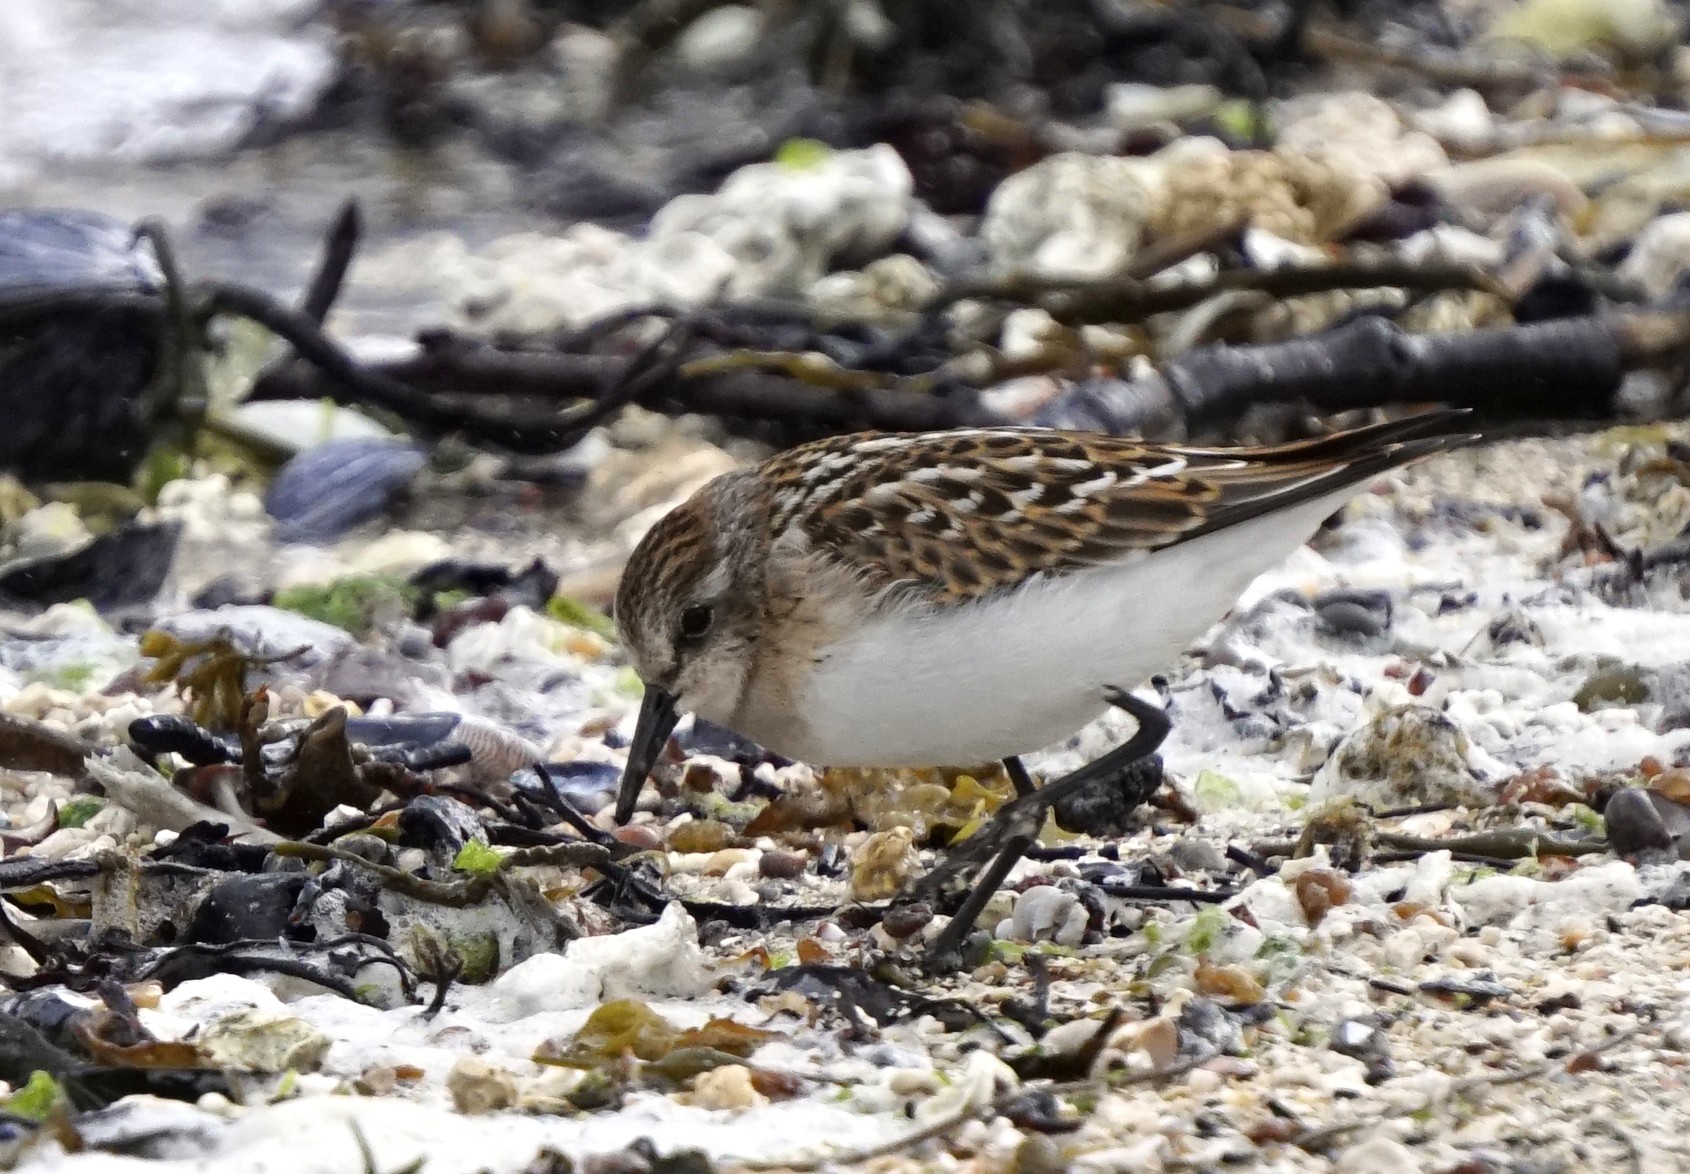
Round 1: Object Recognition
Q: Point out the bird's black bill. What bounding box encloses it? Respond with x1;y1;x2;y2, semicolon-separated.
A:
614;685;680;824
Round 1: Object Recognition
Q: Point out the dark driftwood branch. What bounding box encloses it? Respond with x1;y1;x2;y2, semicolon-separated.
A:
933;260;1505;324
1180;0;1592;94
252;339;1002;435
216;267;1690;448
199;282;690;454
255;337;618;400
1049;311;1662;436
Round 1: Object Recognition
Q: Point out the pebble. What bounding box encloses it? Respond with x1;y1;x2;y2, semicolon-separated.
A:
1335;1135;1424;1173
982;152;1166;279
687;1064;766;1110
1105;82;1221;130
673;5;765;76
1000;885;1088;947
197;1009;332;1074
1309;705;1494;808
1604;786;1680;856
758;850;807;880
446;1056;518;1115
848;827;919;902
1619;211;1690;298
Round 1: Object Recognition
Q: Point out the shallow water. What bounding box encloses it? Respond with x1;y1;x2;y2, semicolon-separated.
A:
0;1;548;335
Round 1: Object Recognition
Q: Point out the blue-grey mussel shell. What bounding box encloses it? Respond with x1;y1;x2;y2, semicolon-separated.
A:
265;437;427;543
0;209;160;295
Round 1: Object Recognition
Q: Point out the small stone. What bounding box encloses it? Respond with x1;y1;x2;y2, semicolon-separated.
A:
1620;211;1690;299
1105;82;1221;130
1330;1018;1395;1084
1012;1133;1070;1174
1193;961;1265;1005
354;1065;398;1095
1603;787;1674;856
1165;839;1227;874
1294;869;1353;928
1002;886;1088;947
1312;588;1392;639
757;850;807;880
687;1064;766;1111
1335;1136;1424;1174
667;819;737;854
1309;705;1493;808
881;903;933;940
1110;1016;1180;1071
614;825;664;851
1575;665;1649;712
673;5;764;76
982;152;1166;279
198;1009;331;1074
447;1055;519;1114
849;828;919;902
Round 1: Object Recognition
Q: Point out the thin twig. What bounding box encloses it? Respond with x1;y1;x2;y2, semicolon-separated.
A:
299;199;362;325
935;260;1506;327
132;219;204;433
201;282;691;454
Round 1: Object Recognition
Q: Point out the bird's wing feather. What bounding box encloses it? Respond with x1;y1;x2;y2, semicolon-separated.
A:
762;411;1469;603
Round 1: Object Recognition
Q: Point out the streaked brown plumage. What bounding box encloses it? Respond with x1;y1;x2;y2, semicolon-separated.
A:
612;410;1474;821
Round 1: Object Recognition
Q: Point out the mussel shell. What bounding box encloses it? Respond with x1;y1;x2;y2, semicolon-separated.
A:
265;437;427;543
0;209;160;296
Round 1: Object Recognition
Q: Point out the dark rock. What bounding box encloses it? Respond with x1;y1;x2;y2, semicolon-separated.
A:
0;210;164;483
0;520;180;612
1330;1017;1396;1084
1052;754;1162;837
1651;870;1690;911
1605;786;1690;858
397;795;487;857
1312;588;1393;639
765;963;916;1025
1575;665;1650;712
0;989;88;1047
185;873;310;944
344;711;464;748
1164;838;1228;875
1482;608;1543;649
880;903;933;940
1177;997;1244;1056
678;718;765;763
189;573;265;610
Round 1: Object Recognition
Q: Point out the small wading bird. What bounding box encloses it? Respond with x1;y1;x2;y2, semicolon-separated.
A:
612;409;1474;967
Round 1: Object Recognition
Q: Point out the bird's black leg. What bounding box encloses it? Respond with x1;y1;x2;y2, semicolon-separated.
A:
917;689;1171;973
1002;756;1036;798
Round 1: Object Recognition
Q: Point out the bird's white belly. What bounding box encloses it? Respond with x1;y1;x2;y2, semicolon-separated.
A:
791;490;1354;766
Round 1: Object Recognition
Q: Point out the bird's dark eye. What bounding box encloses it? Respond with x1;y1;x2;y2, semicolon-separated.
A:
677;604;714;641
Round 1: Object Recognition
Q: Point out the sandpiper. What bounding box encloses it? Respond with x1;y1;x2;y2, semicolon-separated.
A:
611;409;1472;957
